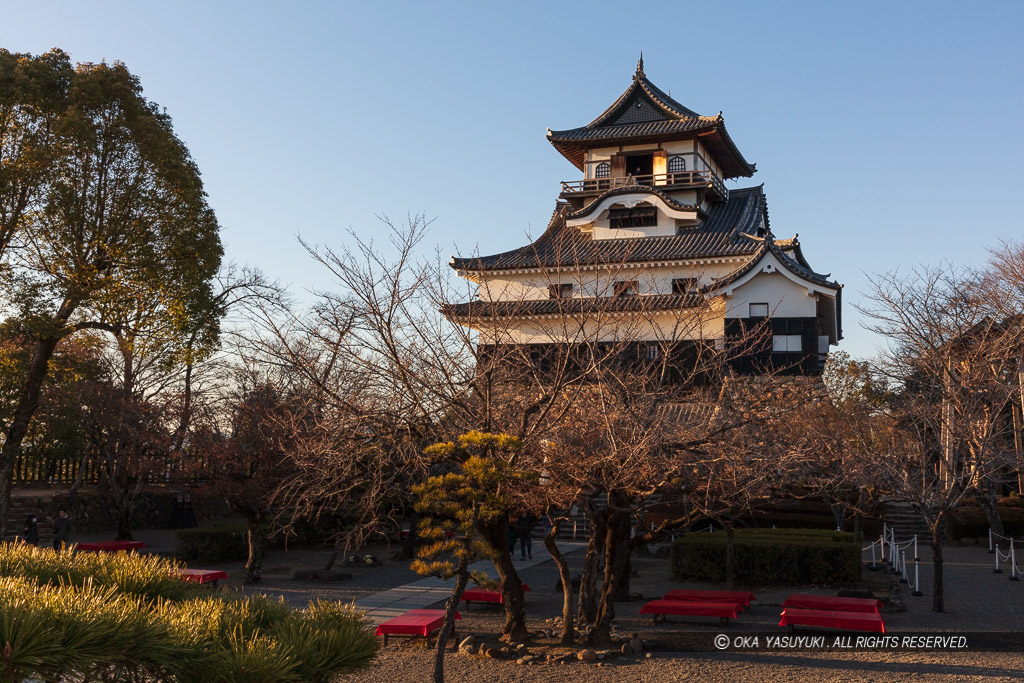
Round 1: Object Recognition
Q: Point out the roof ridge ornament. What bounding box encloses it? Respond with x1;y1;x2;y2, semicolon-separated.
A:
635;53;645;79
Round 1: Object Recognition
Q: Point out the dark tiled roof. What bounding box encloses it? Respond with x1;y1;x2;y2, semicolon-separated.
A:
703;234;841;293
566;185;700;220
443;293;706;320
451;186;771;272
547;66;756;178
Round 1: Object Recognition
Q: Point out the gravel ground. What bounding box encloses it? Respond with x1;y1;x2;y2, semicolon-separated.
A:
74;526;1024;680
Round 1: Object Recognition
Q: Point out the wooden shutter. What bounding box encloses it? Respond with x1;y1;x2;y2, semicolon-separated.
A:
652;150;667;184
610;154;625;178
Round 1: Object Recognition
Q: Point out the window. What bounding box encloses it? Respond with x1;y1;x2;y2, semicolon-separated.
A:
668;155;686;174
609;205;657;229
672;278;698;294
772;335;803;352
646;344;660;360
749;303;769;317
548;283;573;299
594;162;610;179
613;280;638;297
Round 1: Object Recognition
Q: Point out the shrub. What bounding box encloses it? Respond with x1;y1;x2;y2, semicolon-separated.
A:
176;523;249;562
0;541;205;601
670;528;860;586
0;543;378;681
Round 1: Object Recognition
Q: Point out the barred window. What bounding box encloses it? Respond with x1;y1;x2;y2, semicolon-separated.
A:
548;283;573;299
672;278;698;294
594;162;610;179
609;205;657;229
668;155;686;173
613;280;638;297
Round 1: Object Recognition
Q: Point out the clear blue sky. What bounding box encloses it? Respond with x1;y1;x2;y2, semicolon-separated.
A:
3;1;1022;359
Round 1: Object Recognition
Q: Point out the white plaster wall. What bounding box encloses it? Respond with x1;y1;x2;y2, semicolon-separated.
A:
474;260;747;302
474;305;726;345
723;271;819;319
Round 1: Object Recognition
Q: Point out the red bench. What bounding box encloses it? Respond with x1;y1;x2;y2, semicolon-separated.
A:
375;609;461;645
173;569;229;586
663;589;756;611
639;600;740;626
461;583;530;608
781;594;881;614
779;608;885;633
74;540;147;553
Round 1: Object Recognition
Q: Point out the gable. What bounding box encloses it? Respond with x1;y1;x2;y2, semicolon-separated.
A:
606;93;670;126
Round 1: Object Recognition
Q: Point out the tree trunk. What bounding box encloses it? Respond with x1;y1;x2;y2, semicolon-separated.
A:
725;523;736;590
831;503;845;531
244;516;265;584
931;513;945;613
591;506;629;648
0;334;63;538
853;514;863;546
543;518;574;645
577;505;607;627
977;489;1004;538
115;498;134;541
478;516;528;643
432;554;470;683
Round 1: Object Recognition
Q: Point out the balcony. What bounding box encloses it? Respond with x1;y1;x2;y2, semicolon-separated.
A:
560;170;728;202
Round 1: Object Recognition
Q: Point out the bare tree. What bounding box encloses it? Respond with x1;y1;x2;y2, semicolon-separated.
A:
861;262;1024;611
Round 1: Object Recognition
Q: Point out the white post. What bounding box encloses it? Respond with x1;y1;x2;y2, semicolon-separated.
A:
880;534;885;562
900;550;909;584
913;534;918;562
891;535;899;574
912;557;922;596
988;528;995;553
994;544;1002;574
573;520;578;541
1011;540;1019;582
870;541;877;570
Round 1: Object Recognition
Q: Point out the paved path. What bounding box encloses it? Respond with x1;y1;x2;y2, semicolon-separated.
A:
357;541;587;624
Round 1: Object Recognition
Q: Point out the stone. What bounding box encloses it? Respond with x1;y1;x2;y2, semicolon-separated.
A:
485;647;501;659
597;652;606;660
646;652;653;659
459;636;476;649
578;649;597;662
292;569;318;580
621;644;632;655
516;643;529;655
315;569;352;581
629;638;643;653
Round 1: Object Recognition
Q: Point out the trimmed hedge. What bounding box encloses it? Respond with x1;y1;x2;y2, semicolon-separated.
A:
670;528;860;587
176;523;250;563
947;506;1024;541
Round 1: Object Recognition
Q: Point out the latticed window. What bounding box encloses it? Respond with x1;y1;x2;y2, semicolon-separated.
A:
668;155;686;173
594;162;610;179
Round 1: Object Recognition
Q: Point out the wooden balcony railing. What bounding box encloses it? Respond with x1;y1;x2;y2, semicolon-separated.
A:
560;170;728;201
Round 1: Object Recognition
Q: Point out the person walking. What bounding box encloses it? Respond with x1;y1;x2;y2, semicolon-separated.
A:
21;515;39;546
516;511;537;560
52;508;72;550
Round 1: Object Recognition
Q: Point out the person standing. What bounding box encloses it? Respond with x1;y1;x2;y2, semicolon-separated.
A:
516;511;537;560
52;508;72;550
21;515;39;546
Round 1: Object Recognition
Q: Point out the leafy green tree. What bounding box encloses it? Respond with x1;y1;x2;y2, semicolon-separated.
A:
0;50;222;536
412;432;527;683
